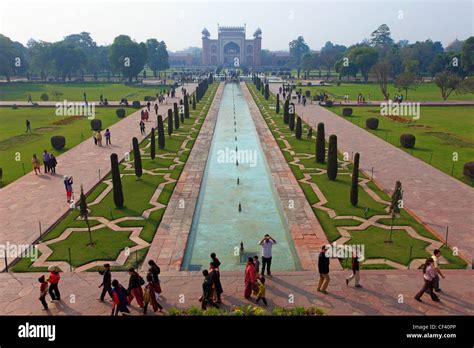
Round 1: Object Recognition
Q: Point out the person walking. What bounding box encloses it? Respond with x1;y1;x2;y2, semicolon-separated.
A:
127;268;145;308
96;131;102;147
63;175;74;203
147;260;162;295
244;257;256;300
111;279;130;316
259;234;276;277
210;252;221;269
345;251;362;288
32;154;41;175
255;276;267;306
431;249;445;292
98;263;113;302
49;154;57;174
317;245;330;294
253;255;260;276
143;274;164;314
154;103;159;115
415;258;440;302
47;266;61;302
209;261;223;304
104;129;111;146
93;131;98;146
200;269;218;310
25;119;32;133
139;120;146;135
38;275;49;310
43;150;50;174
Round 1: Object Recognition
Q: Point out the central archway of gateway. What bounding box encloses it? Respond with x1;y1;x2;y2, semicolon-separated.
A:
182;82;301;271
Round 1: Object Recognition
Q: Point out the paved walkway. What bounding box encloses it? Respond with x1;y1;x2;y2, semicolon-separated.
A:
0;269;472;315
0;85;196;269
269;84;474;263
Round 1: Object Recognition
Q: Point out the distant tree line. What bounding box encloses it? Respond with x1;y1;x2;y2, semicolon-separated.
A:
0;32;170;82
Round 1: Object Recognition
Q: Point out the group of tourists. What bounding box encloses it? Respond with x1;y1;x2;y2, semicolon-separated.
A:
36;238;448;313
93;129;111;147
32;150;57;175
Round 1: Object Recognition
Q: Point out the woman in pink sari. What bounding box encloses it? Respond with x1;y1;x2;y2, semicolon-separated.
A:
244;257;256;299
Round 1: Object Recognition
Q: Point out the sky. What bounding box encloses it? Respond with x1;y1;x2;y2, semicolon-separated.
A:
0;0;472;51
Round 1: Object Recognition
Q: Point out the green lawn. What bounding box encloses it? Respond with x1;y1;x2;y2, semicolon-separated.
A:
293;82;474;101
0;82;172;101
0;107;135;186
331;106;474;184
11;82;218;271
247;82;467;269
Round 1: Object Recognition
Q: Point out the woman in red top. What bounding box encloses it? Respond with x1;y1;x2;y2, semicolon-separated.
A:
48;267;61;301
244;257;256;299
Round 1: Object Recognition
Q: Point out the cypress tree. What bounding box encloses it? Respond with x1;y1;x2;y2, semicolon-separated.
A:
167;109;173;137
192;94;196;110
389;181;403;215
289;103;295;131
316;123;325;163
179;99;184;123
264;83;269;100
283;99;290;124
184;94;190;118
350;153;360;206
173;102;180;129
157;115;165;149
150;127;156;161
79;184;93;245
196;86;200;102
110;153;124;207
295;117;302;139
276;93;280;113
132;137;143;179
327;134;338;180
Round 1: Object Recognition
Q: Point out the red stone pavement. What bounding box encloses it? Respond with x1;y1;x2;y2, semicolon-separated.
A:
0;270;472;315
269;84;474;264
0;84;196;268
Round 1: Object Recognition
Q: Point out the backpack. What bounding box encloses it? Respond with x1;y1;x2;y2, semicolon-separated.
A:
138;275;145;286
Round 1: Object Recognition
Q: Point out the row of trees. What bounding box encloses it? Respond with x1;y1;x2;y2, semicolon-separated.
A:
110;76;212;207
0;32;170;81
289;25;473;80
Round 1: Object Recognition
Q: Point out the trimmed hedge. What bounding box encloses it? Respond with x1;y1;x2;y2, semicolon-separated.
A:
342;108;353;116
366;118;379;130
325;100;333;107
132;101;141;108
400;134;416;148
51;136;66;150
40;93;49;101
305;90;311;97
463;162;474;179
12;104;18;109
90;119;102;131
116;108;126;118
144;96;156;101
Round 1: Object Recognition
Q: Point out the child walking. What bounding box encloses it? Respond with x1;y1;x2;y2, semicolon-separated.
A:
38;275;49;310
256;276;267;306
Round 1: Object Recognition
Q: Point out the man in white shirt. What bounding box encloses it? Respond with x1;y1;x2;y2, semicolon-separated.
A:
431;249;445;292
259;234;276;276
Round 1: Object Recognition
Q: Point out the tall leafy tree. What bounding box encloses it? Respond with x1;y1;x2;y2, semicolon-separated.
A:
79;185;94;245
283;99;290;124
184;94;190;118
371;60;392;100
276;93;280;113
63;32;99;78
434;71;462;100
394;72;418;99
109;35;147;81
348;46;378;81
50;41;87;80
27;40;53;81
289;103;295;131
173;102;180;129
289;36;310;77
320;41;346;78
146;39;170;77
0;34;26;81
461;36;474;76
